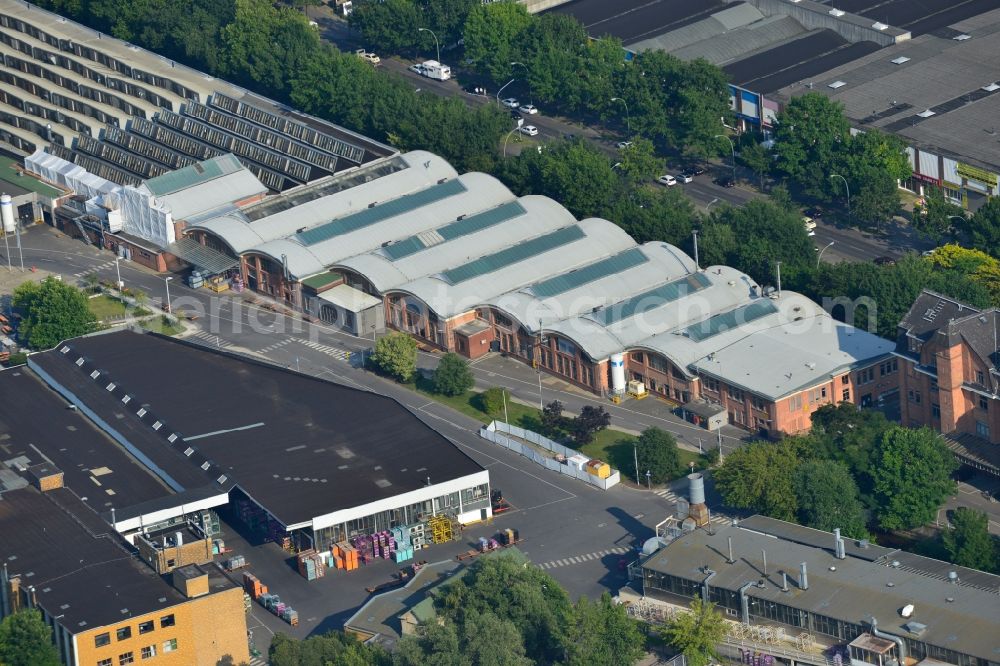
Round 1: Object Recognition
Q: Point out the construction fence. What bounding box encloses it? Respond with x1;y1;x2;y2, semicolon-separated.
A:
479;420;621;490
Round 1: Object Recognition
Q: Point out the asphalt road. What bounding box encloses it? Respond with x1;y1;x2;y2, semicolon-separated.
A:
12;226;734;637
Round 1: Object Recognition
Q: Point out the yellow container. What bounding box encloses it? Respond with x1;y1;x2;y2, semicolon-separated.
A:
585;459;611;479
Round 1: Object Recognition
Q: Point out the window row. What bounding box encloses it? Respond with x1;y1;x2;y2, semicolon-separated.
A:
93;616;174;647
95;639;174;665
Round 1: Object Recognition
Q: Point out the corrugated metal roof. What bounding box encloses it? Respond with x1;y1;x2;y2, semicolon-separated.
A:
530;247;648;299
383;201;526;261
296;178;467;246
442;225;585;285
166;237;239;274
591;272;712;325
144;154;242;196
683;298;778;342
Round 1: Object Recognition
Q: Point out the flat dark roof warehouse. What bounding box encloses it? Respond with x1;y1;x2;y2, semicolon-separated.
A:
28;331;490;542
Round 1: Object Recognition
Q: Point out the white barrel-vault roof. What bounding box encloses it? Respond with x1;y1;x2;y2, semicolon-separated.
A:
333;195;575;293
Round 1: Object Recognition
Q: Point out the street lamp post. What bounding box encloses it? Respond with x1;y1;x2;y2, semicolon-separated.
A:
510;62;531;106
714;134;736;183
645;470;651;490
114;256;123;291
633;444;640;485
417;27;440;64
610;97;631;140
830;173;851;216
503;127;520;157
496;78;515;108
817;241;835;267
164;276;173;314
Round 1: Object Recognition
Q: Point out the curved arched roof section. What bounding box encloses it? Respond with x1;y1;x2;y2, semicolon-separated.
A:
688;291;894;401
543;264;758;363
253;172;515;280
332;195;576;294
244;239;326;278
186;151;457;256
489;241;697;333
401;217;637;320
188;212;261;255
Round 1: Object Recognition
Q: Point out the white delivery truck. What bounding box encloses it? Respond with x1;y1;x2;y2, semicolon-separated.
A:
420;60;452;81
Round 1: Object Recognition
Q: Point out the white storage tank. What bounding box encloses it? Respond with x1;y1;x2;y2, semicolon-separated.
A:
1;194;15;233
610;352;626;393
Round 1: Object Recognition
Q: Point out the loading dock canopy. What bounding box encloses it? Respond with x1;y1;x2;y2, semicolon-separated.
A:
168;236;239;274
318;284;381;313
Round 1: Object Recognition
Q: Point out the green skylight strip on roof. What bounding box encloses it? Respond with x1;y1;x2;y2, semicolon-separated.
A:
383;201;526;261
297;179;467;246
442;225;585;284
437;201;526;241
382;237;427;260
594;272;712;325
683;299;778;342
145;156;228;196
530;247;647;299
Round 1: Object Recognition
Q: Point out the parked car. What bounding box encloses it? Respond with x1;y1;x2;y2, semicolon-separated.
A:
677;173;694;183
804;206;824;219
715;176;736;188
658;174;677;186
803;216;817;235
502;97;520;109
616;140;633;150
518;104;538;115
408;63;425;74
519;125;539;137
354;49;380;65
874;256;896;266
692;166;707;176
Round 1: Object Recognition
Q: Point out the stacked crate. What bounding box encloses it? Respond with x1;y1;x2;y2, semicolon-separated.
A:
371;530;397;560
331;543;359;571
427;515;453;544
259;593;298;625
242;572;267;600
498;528;519;546
350;534;375;565
296;549;326;580
409;523;426;549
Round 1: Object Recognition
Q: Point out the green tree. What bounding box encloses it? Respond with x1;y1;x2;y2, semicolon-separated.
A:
269;630;391;666
564;593;645;666
836;129;910;226
0;609;61;666
635;427;682;485
463;1;532;82
13;277;98;350
435;549;573;663
477;387;509;418
607;185;695;245
461;609;533;666
660;598;727;666
713;439;802;521
914;186;964;240
433;352;474;396
739;139;771;191
616;137;664;186
83;271;100;293
794;460;868;539
570;405;611;446
808;403;892;503
871;427;957;530
348;0;421;54
773;93;850;198
541;400;567;438
941;507;998;572
371;331;418;382
394;622;464;666
966;196;1000;258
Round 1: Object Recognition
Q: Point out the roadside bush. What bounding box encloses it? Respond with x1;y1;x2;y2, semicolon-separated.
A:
370;332;418;382
477;387;508;417
432;352;474;396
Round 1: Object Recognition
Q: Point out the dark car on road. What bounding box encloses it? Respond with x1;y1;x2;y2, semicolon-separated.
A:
804;207;824;218
714;176;736;188
874;256;896;266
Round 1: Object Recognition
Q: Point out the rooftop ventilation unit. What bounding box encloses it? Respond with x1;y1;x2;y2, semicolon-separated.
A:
891;56;910;65
982;83;1000;92
829;8;845;16
917;109;936;118
953;34;971;41
872;22;888;30
828;81;847;89
903;621;926;635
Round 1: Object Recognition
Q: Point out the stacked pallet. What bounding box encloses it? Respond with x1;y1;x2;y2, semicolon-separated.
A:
331;543;359;571
390;527;415;563
296;549;326;580
372;531;397;560
259;593;298;625
498;528;519;546
242;572;267;600
478;537;500;553
427;515;454;544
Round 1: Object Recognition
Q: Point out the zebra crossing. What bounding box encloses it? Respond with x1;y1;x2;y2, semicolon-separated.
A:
538;547;629;570
294;338;351;361
248;656;267;666
257;338;293;354
652;488;732;526
73;260;117;278
187;330;231;348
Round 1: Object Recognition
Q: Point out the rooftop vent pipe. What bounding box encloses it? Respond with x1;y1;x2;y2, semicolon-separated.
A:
834;528;846;559
869;616;907;663
799;562;809;590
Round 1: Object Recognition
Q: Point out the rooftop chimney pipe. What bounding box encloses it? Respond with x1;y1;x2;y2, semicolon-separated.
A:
727;537;734;564
781;571;789;592
800;562;809;590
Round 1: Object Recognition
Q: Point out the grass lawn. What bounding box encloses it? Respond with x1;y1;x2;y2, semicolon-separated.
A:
140;315;185;336
88;294;128;320
578;428;711;485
